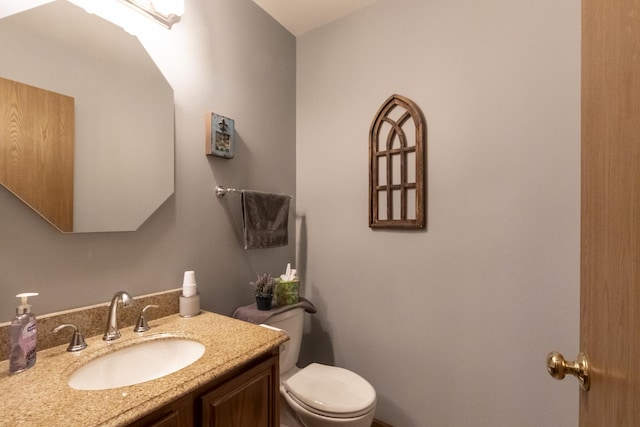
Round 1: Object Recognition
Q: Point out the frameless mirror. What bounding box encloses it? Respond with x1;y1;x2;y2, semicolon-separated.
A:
0;0;175;232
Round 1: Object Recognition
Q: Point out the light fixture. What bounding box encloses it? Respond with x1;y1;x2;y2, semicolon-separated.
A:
119;0;184;28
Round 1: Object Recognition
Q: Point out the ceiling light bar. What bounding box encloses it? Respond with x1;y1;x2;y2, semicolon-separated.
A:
118;0;183;28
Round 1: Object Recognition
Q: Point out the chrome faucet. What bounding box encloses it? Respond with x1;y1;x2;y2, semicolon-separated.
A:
134;304;159;333
103;291;135;341
53;324;87;352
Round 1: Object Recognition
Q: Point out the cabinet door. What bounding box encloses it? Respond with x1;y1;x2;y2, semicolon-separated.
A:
201;355;279;427
127;395;193;427
146;410;180;427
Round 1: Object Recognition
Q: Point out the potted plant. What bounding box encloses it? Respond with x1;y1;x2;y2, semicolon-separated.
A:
250;273;275;311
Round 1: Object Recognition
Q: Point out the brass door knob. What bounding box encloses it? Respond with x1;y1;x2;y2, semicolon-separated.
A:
546;351;590;391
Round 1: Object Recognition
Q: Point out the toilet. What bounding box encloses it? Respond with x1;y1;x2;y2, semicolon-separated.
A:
262;307;377;427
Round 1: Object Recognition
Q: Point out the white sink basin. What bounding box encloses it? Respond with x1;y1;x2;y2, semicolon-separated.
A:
68;338;205;390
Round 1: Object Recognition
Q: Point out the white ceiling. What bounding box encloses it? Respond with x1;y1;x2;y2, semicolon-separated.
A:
253;0;380;36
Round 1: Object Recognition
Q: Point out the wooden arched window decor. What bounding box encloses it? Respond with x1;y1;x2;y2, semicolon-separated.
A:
369;94;425;229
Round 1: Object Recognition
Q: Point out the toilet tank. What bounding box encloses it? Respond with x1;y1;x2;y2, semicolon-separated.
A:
263;307;305;375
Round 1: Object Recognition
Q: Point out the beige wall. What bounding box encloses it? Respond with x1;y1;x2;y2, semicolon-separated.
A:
0;0;296;317
296;0;580;425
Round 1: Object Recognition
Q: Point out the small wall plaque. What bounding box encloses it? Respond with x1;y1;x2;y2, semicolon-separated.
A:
206;113;235;158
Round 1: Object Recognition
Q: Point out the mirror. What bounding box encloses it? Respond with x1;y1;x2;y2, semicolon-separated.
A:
0;0;175;232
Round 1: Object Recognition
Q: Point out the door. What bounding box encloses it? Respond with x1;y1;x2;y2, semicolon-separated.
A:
580;0;640;425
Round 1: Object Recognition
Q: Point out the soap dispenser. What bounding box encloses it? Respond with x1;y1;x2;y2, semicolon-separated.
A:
9;292;39;374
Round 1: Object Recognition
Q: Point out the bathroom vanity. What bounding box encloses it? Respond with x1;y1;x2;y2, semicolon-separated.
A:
128;351;279;426
0;311;287;426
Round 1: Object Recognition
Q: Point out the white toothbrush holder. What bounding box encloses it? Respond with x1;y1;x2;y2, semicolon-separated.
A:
180;270;201;317
180;293;200;317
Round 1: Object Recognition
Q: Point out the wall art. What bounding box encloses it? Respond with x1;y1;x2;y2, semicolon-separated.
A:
206;112;235;159
369;94;426;229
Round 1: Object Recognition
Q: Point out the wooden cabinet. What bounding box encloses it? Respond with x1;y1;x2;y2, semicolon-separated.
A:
128;350;279;427
138;397;193;427
201;355;278;426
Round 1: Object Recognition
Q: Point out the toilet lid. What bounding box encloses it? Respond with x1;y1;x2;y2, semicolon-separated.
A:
284;363;376;418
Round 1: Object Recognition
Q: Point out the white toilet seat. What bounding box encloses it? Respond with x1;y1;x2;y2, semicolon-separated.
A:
283;363;376;419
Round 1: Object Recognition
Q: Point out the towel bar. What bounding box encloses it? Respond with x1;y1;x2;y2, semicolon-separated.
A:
215;186;292;199
215;186;240;198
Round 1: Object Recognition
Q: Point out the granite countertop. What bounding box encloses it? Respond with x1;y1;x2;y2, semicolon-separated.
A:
0;311;288;426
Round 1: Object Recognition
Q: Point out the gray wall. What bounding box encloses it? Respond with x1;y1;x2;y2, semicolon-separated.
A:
296;0;580;425
1;0;581;425
0;0;296;318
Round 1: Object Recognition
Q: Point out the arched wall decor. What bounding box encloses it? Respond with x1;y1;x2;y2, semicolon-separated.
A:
369;94;426;229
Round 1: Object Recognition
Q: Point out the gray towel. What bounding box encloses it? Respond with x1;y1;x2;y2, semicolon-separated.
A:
241;190;290;249
232;297;317;324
